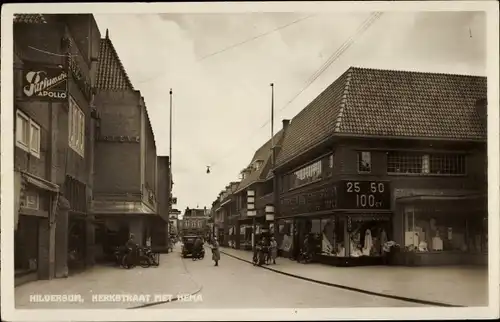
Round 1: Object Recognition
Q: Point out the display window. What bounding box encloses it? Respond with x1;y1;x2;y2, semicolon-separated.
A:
403;206;487;253
348;218;390;257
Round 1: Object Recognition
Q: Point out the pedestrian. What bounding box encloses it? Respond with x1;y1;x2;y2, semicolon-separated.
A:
125;234;138;266
270;236;278;265
211;237;221;266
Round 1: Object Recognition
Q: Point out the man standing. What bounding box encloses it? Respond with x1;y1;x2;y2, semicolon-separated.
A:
211;237;220;266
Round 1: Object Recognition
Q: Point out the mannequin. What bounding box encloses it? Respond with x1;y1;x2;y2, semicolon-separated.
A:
362;229;373;256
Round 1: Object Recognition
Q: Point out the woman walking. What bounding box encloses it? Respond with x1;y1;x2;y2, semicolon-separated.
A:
270;236;278;265
211;237;221;266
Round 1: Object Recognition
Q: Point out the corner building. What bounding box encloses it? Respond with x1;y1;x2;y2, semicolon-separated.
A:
274;67;487;266
13;14;101;284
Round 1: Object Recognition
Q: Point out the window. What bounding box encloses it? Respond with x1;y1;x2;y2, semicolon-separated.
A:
357;151;372;173
288;160;322;190
15;110;41;158
69;96;85;157
403;206;485;253
326;154;334;177
387;152;466;175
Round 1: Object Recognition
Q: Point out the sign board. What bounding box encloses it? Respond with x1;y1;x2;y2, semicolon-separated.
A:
22;65;68;100
338;180;391;210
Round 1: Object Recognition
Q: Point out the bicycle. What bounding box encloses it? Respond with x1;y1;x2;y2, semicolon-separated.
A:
143;247;160;267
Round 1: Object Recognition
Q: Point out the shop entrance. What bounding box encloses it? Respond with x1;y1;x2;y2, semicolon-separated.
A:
68;217;87;273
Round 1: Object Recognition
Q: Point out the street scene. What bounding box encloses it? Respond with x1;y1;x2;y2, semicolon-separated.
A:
1;3;497;320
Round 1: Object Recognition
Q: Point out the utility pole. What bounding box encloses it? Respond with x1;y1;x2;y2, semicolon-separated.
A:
269;83;275;238
168;89;173;252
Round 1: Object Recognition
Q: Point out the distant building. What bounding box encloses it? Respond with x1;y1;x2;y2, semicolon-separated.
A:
181;207;210;236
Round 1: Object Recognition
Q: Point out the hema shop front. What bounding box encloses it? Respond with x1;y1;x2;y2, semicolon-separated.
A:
277;180;393;266
394;190;487;266
277;180;487;266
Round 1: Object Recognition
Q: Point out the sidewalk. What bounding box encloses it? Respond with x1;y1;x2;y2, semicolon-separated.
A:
220;247;488;307
15;247;200;309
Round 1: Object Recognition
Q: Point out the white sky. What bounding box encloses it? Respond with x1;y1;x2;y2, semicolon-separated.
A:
93;11;486;213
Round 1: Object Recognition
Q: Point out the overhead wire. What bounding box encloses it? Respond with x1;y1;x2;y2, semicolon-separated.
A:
134;14;316;85
207;12;383;169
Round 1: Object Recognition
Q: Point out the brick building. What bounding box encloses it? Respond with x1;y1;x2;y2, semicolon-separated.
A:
230;130;285;250
13;14;101;284
181;207;210;237
91;30;164;258
272;67;487;266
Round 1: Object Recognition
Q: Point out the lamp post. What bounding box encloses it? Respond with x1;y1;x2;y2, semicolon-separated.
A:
247;189;256;249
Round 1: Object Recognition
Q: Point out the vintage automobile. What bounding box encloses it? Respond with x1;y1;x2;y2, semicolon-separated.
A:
181;235;205;259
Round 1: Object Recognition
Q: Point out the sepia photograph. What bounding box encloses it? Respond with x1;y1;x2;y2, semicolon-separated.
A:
1;1;499;321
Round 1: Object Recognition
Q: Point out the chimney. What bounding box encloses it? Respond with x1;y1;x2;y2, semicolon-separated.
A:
282;119;290;131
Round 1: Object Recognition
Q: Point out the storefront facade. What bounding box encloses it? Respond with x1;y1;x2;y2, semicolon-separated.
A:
273;67;487;266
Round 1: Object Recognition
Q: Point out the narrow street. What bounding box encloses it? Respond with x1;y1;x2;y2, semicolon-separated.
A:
147;245;426;309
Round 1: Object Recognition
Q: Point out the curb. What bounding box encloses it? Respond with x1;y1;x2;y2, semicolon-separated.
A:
220;250;463;308
129;251;204;309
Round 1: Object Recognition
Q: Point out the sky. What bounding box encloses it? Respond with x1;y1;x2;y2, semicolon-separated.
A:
93;11;486;215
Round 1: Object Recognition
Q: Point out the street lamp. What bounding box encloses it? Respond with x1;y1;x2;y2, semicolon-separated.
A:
247;189;256;249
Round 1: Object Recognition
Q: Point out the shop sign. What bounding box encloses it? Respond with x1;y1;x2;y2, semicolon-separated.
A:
338;180;391;210
22;66;68;100
280;186;337;216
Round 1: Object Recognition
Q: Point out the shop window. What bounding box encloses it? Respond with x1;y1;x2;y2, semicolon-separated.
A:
278;220;293;252
15;110;41;158
348;218;390;257
403;207;484;253
320;217;336;256
357;151;371;173
387;152;466;175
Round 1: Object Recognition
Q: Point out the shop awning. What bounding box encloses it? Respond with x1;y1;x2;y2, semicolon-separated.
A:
22;171;59;193
396;193;487;215
396;193;486;203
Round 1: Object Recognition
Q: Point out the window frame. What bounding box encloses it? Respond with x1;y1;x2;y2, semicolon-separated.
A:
15;110;41;159
16;110;30;152
386;151;467;176
68;96;85;157
357;151;372;174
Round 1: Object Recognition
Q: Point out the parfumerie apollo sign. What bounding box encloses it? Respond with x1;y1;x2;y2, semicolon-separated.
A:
22;65;68;100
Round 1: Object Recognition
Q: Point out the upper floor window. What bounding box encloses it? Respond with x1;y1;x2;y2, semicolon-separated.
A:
15;110;41;158
69;96;85;157
387;151;466;175
357;151;372;173
326;154;334;177
289;159;322;190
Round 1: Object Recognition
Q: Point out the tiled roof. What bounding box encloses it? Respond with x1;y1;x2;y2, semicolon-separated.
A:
96;30;134;91
13;14;47;24
235;130;284;193
276;67;487;167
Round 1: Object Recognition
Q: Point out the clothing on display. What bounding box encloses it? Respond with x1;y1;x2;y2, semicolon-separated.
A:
362;229;373;256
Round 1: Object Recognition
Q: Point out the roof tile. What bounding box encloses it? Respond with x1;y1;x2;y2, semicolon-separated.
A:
96;33;134;91
235;130;284;192
276;67;487;167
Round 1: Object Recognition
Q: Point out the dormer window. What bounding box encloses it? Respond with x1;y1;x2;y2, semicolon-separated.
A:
254;160;264;170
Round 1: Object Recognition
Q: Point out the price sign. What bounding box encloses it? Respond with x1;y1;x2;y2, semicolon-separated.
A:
338;180;391;210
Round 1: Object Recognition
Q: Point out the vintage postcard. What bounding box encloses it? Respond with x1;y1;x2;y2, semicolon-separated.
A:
1;1;499;321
